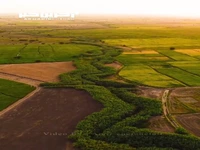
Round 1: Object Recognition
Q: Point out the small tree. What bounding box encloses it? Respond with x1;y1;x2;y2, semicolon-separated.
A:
175;127;188;135
170;47;175;50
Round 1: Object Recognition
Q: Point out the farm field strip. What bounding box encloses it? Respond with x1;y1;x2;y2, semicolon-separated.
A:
168;87;200;114
169;61;200;76
156;49;198;61
0;61;76;111
0;62;76;83
175;113;200;137
148;116;175;133
117;53;170;65
118;64;184;87
175;49;200;56
122;50;158;54
117;46;200;87
0;44;102;64
0;88;103;150
0;78;35;111
153;66;200;86
0;71;43;87
104;38;200;49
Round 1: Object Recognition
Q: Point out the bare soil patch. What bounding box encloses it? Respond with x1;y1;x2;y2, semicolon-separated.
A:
168;87;200;114
0;72;41;87
175;113;200;137
0;88;103;150
0;62;76;86
177;97;198;103
105;75;126;83
105;61;122;70
136;86;165;100
170;87;200;97
148;116;174;133
123;50;158;54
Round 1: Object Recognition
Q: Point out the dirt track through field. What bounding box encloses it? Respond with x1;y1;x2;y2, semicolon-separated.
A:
0;62;76;86
0;88;103;150
105;61;123;70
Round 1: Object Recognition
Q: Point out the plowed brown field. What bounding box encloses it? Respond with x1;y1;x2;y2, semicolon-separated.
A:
0;88;103;150
0;62;75;86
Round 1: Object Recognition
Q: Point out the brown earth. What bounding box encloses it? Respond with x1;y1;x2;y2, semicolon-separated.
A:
175;113;200;137
0;62;76;86
105;61;123;70
105;75;126;83
0;72;41;87
136;86;165;100
0;88;103;150
170;87;200;97
168;87;200;114
148;116;174;133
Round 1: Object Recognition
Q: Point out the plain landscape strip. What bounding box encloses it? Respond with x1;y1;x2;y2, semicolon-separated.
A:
0;87;39;117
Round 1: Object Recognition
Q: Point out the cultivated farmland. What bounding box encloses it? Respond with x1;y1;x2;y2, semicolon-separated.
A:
0;78;35;111
0;88;103;150
1;15;200;150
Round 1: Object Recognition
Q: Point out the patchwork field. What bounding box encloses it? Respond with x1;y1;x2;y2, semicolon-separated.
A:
1;16;200;149
117;49;200;87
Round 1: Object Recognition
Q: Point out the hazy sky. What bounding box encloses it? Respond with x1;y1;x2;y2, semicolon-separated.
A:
0;0;200;17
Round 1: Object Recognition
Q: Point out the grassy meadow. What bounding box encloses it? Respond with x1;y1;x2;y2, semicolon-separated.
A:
0;78;35;111
0;44;102;64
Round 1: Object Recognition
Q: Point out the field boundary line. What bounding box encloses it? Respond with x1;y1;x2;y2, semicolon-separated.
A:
172;65;200;78
0;87;41;117
156;50;175;61
16;45;27;58
115;63;136;84
151;67;188;86
148;65;187;86
0;92;20;99
0;71;45;83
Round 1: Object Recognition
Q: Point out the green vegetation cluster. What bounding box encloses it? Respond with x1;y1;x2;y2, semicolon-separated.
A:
42;40;200;150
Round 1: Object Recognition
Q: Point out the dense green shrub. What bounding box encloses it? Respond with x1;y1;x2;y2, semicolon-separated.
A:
175;127;189;135
42;41;200;150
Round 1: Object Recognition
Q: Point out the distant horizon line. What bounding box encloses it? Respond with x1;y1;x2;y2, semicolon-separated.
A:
1;13;200;19
0;12;200;19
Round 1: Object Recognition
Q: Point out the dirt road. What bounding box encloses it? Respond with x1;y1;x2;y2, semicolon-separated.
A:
162;90;179;128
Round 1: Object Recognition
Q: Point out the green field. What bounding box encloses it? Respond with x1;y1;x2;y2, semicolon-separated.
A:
0;44;102;64
117;49;200;87
0;78;35;111
108;28;200;87
119;64;184;87
105;38;200;49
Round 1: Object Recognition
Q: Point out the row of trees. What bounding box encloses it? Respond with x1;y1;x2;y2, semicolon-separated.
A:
42;40;200;150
